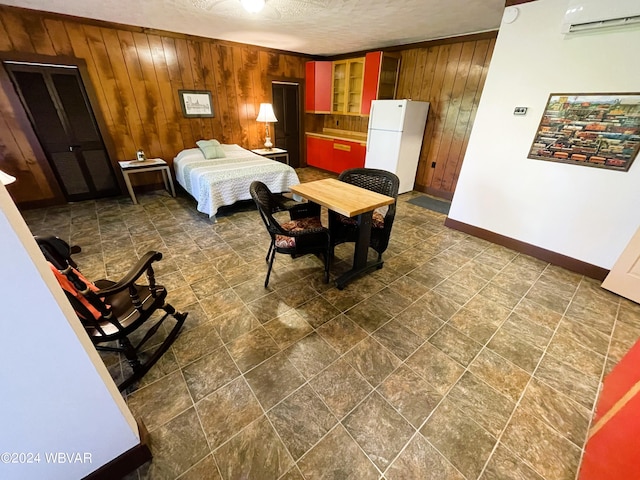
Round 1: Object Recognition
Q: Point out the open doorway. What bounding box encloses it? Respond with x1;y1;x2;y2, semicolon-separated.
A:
271;81;302;168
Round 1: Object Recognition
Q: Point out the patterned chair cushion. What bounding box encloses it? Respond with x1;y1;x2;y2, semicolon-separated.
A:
338;211;385;229
275;216;324;248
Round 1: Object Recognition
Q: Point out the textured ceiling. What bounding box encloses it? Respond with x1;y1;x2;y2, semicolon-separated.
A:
1;0;506;55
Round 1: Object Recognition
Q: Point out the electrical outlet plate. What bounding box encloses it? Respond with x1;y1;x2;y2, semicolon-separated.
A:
514;107;528;115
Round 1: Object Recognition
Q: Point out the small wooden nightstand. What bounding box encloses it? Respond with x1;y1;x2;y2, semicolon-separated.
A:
251;148;290;165
118;158;176;204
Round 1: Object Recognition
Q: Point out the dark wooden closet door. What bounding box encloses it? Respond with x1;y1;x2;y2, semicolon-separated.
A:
6;64;118;201
272;82;301;167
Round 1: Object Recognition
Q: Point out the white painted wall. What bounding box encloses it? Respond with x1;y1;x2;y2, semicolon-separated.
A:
449;0;640;269
0;183;139;480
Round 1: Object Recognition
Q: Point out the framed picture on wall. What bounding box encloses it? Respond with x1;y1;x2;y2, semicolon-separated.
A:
527;93;640;172
178;90;214;118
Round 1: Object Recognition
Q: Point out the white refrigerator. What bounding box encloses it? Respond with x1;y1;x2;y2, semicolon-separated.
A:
365;99;430;194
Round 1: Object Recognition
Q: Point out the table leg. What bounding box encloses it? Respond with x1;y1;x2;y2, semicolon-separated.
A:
165;166;176;197
335;210;384;289
122;171;137;204
161;167;169;191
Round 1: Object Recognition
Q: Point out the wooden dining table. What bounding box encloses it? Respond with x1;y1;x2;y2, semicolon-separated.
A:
290;178;395;289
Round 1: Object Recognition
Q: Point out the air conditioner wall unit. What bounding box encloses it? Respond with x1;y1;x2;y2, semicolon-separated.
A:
561;0;640;34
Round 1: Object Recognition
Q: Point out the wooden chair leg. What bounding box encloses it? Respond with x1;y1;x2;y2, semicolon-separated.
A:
119;337;142;371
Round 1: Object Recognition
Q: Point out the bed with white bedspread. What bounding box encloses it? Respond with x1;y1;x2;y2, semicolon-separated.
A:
173;144;300;218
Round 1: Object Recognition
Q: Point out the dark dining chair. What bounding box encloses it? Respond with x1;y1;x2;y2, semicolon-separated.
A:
36;235;187;392
250;181;331;287
328;168;400;261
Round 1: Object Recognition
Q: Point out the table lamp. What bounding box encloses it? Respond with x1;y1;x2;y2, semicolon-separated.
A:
256;103;278;150
0;169;16;186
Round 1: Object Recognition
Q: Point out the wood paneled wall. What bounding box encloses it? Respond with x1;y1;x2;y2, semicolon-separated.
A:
396;35;496;199
0;6;309;206
322;114;368;134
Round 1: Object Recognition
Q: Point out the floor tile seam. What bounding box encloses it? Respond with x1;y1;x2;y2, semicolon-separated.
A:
382;428;469;480
451;266;550;478
323;415;387;478
572;284;622;308
193;338;291;457
130;387;196;441
572;297;622;480
288;336;407;426
563;304;619;336
611;310;640;330
532;274;607;392
368;314;435;362
364;356;488;476
412;388;500;480
128;292;232;390
395;336;454;395
428;332;519;406
475;270;588;480
458;279;560;353
434;317;490;360
252;398;299;471
420;316;527;426
230;366;344;471
541;337;607;383
433;248;519;318
469;343;584;409
277;466;303;480
204;404;270;458
339;394;416;477
179;366;224;478
169;322;228;370
176;349;243;399
294;327;396;388
553;317;613;357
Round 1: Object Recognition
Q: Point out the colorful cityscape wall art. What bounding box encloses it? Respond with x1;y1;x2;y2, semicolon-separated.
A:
528;93;640;171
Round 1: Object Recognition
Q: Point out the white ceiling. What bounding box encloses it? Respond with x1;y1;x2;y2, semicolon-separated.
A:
2;0;507;56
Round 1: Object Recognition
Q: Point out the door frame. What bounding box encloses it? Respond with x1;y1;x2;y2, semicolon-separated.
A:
602;225;640;304
267;75;304;168
0;52;126;204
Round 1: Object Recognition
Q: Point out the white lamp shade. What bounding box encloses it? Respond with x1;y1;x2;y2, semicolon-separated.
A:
241;0;265;13
0;169;16;186
256;103;278;123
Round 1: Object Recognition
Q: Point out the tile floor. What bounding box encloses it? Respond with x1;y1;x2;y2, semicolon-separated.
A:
23;167;640;480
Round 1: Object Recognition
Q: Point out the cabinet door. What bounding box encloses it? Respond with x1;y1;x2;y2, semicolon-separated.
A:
362;52;382;116
332;59;364;115
361;52;400;115
306;136;334;171
333;140;366;173
350;142;366;169
346;59;364;115
305;61;332;113
378;54;400;100
331;61;347;114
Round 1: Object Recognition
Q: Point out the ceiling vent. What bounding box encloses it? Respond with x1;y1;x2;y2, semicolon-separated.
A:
561;0;640;34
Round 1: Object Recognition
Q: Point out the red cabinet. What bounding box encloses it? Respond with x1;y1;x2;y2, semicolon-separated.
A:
361;52;400;115
306;54;399;116
306;135;365;174
306;136;334;171
305;61;332;113
333;140;366;171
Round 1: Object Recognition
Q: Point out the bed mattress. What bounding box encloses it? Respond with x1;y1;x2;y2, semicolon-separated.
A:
173;144;300;217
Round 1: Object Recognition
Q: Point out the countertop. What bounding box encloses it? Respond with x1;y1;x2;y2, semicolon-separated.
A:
305;128;367;144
